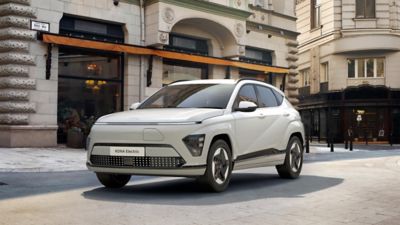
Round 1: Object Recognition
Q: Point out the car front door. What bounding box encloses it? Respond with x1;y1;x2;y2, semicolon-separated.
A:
232;84;267;157
255;85;288;152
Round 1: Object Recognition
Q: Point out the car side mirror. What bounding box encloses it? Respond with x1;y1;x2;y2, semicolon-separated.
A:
235;101;257;112
129;102;141;110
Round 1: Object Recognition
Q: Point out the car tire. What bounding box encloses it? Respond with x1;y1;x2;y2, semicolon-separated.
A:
198;139;233;192
276;136;303;179
96;173;131;188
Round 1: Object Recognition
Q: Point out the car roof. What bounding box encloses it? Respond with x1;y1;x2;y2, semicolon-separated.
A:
169;79;285;96
168;79;236;85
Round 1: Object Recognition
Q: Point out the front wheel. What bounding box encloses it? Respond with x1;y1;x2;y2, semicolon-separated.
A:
198;139;232;192
276;136;303;179
96;173;131;188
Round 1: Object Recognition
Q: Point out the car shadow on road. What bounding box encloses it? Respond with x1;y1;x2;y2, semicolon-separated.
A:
82;173;343;206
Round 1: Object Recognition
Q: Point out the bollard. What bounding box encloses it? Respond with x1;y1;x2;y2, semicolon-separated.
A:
364;131;368;145
350;139;353;151
330;136;334;152
306;135;310;153
389;134;393;146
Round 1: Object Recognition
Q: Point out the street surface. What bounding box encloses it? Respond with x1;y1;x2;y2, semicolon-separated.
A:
0;149;400;225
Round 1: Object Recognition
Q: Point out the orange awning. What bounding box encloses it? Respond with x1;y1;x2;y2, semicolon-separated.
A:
41;33;289;74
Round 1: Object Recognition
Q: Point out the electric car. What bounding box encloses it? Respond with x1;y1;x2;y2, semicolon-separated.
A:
86;79;304;192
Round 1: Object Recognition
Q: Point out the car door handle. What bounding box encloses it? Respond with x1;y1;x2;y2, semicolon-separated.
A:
283;113;290;117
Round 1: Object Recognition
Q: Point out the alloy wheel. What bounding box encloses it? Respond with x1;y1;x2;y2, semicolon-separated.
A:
289;142;302;173
211;147;230;185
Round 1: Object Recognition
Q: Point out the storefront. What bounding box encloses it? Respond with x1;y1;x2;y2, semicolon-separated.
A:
299;85;400;143
0;0;298;148
41;17;289;146
57;16;125;145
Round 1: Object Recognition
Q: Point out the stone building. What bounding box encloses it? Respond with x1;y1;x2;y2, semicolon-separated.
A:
0;0;298;147
296;0;400;143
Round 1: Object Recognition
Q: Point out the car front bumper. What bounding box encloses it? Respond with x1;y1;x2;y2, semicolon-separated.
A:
86;163;206;177
86;123;210;177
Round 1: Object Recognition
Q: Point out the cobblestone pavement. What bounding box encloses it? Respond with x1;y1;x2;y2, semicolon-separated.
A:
1;144;398;172
0;146;87;172
0;149;400;225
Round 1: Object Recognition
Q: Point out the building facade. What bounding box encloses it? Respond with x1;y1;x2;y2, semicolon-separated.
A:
296;0;400;143
0;0;299;147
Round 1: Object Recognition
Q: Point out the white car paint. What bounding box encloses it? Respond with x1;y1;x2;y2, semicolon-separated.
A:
86;79;304;177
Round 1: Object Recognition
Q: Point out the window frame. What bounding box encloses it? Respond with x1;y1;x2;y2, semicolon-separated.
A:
255;85;280;108
165;33;209;56
355;0;376;19
233;84;259;111
310;0;321;29
320;62;329;83
240;46;274;66
300;68;311;87
347;57;385;79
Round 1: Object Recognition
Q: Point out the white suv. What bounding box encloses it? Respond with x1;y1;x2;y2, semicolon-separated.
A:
87;79;304;192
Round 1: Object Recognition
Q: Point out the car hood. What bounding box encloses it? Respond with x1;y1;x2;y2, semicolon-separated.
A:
96;108;225;124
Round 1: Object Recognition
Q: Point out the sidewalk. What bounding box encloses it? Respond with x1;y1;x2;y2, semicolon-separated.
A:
0;144;399;173
0;146;87;172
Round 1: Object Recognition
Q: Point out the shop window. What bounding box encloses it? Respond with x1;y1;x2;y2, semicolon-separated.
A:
162;59;208;85
240;47;273;66
311;0;321;29
165;33;209;56
239;69;269;82
162;33;209;85
60;15;124;43
57;47;123;144
58;16;124;146
347;58;385;78
356;0;375;19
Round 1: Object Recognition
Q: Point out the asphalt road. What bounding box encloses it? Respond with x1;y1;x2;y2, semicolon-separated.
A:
1;150;400;225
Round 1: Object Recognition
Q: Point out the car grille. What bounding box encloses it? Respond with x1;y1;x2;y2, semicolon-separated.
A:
90;155;186;169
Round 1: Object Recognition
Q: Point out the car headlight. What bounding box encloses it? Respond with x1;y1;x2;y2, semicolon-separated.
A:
183;134;205;157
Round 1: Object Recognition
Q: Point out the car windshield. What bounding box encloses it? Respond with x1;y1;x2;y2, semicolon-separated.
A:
139;84;235;109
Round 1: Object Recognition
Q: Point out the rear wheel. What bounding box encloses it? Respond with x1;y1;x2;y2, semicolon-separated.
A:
198;139;232;192
276;136;303;179
96;173;131;188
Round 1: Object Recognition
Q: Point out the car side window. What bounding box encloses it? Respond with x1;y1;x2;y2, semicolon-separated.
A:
256;85;278;108
234;84;258;109
272;89;284;105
